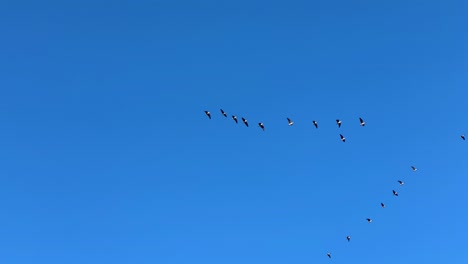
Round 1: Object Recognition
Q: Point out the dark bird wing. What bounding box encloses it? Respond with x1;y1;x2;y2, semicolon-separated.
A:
232;116;238;123
205;111;211;119
220;109;227;117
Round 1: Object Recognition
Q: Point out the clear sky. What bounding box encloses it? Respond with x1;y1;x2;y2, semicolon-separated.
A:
0;0;467;263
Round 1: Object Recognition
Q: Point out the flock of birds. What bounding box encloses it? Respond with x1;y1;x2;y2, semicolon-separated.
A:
203;108;465;260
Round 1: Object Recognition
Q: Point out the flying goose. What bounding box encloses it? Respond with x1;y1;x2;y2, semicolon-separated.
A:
287;118;294;126
232;115;238;123
340;134;346;142
381;202;385;208
393;190;399;196
336;119;342;128
461;134;465;140
258;123;265;131
220;109;227;117
411;166;417;172
398;180;404;186
242;117;249;127
204;111;211;119
346;236;351;242
327;252;331;259
366;218;372;223
359;117;365;126
313;120;318;128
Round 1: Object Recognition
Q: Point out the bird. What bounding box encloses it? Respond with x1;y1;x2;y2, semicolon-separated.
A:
346;236;351;242
359;117;365;126
340;134;346;142
336;119;342;128
204;111;211;119
242;117;249;127
287;118;294;126
393;190;399;196
220;109;227;117
366;218;372;223
381;202;385;208
327;252;331;259
313;120;318;128
411;166;417;172
461;134;465;140
258;122;265;131
232;115;238;123
398;180;404;186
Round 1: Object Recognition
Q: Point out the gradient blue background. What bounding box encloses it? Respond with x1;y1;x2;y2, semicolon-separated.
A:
0;0;467;263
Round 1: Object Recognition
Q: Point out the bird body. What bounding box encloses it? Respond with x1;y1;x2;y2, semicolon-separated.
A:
393;190;399;196
366;218;372;223
313;120;318;128
411;166;417;172
220;109;227;117
346;236;351;242
359;117;365;126
327;252;331;259
232;115;238;123
204;111;211;119
340;134;346;142
242;117;249;127
398;180;404;185
461;134;465;140
287;118;294;126
381;202;385;208
336;119;342;128
258;123;265;131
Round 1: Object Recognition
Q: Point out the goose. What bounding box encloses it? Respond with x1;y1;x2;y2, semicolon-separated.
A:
336;119;342;128
287;118;294;126
381;202;385;208
411;166;417;172
340;134;346;142
398;180;404;186
461;134;465;140
204;111;211;119
393;190;399;196
242;117;249;127
313;120;318;128
220;109;227;117
232;115;238;123
327;252;331;259
359;117;365;126
346;236;351;242
258;123;265;131
366;218;372;223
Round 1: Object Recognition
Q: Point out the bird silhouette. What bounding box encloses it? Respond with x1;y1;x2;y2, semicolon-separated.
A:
340;134;346;142
411;166;417;172
242;117;249;127
366;218;372;223
461;134;465;140
336;119;342;128
220;109;227;117
287;118;294;126
359;117;365;126
346;236;351;242
381;202;385;208
258;123;265;131
327;252;331;259
313;120;318;128
232;115;238;123
393;190;399;196
204;111;211;119
398;180;404;186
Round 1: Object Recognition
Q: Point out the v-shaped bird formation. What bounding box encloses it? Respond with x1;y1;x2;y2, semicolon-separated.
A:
203;108;465;261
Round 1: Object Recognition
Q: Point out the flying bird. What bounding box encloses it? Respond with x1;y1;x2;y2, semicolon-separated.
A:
411;166;417;172
258;122;265;131
381;202;385;208
287;118;294;126
242;117;249;127
336;119;342;128
393;190;399;196
204;111;211;119
366;218;372;223
398;180;404;186
461;134;465;140
346;236;351;242
340;134;346;142
327;252;331;259
220;109;227;117
232;115;238;123
359;117;366;126
313;120;318;128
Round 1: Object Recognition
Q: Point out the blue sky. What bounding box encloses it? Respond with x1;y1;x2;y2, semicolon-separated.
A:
0;0;467;263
